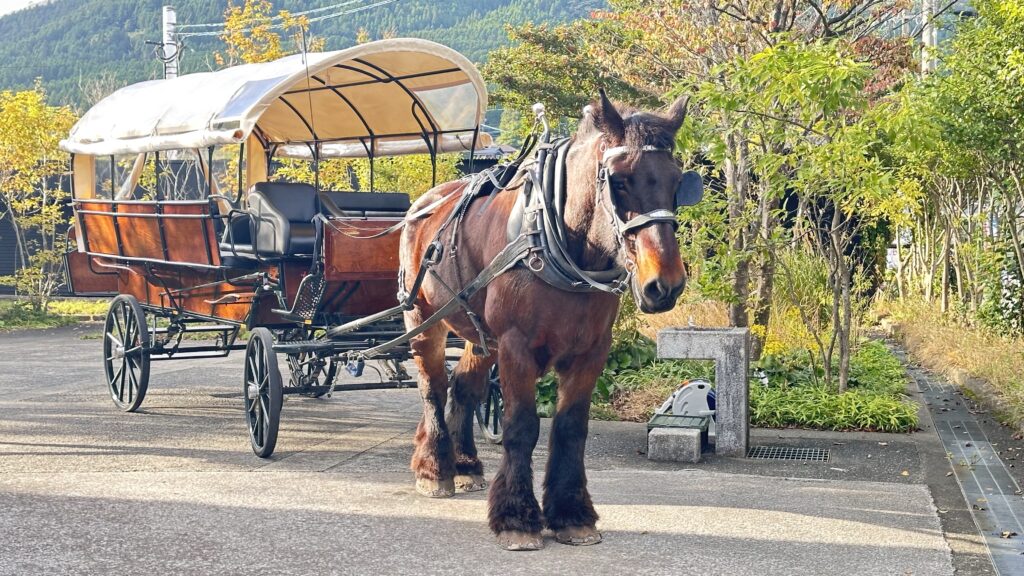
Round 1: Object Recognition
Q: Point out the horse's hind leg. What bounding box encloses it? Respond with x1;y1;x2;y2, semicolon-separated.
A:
446;342;494;492
543;346;607;546
408;317;456;498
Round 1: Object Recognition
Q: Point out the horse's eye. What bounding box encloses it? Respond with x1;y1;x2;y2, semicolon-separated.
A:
609;177;628;194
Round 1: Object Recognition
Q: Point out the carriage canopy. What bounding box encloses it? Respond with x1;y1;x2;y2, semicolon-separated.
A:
60;38;491;159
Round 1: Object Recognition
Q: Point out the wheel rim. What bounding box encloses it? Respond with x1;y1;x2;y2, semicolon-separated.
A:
244;336;272;451
104;299;146;408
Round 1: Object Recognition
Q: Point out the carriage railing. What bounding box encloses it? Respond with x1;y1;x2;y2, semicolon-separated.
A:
73;197;223;270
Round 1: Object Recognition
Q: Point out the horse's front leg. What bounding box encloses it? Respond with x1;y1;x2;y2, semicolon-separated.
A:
543;344;609;546
489;330;544;550
408;318;456;498
445;342;494;492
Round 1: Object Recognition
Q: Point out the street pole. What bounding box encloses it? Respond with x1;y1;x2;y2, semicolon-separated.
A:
162;5;179;79
921;0;937;74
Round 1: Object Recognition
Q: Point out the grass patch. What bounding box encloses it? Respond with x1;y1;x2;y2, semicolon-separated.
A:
46;298;109;317
749;383;918;432
0;300;77;330
0;298;110;331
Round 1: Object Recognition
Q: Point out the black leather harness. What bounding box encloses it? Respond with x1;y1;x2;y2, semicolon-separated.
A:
333;134;703;361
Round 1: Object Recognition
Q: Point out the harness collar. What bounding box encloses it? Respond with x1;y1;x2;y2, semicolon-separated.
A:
497;138;682;295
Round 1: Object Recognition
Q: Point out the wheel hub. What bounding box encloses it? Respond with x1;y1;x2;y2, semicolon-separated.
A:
113;344;125;360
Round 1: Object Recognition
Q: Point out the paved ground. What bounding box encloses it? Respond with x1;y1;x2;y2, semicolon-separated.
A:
0;325;965;575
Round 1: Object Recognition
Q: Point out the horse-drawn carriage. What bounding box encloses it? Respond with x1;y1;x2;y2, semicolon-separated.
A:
61;39;503;458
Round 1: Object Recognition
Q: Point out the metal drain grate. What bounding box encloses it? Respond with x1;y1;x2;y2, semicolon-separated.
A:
747;445;830;462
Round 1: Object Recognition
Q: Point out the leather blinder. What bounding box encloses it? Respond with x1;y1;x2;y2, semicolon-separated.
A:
675;170;704;207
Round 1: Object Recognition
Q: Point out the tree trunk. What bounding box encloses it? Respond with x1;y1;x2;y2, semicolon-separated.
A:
837;255;852;393
750;195;780;360
941;218;951;313
725;131;751;327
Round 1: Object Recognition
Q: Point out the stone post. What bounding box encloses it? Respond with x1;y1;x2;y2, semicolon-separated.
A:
656;328;750;457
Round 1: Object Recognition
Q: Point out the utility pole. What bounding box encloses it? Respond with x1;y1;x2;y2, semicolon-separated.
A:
921;0;938;74
162;5;179;79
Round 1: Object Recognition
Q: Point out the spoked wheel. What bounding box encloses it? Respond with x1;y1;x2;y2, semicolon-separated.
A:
475;366;503;444
244;328;283;458
102;294;151;412
288;352;337;398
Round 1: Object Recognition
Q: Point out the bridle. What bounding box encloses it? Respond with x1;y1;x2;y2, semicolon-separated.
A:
596;144;681;252
594;144;703;288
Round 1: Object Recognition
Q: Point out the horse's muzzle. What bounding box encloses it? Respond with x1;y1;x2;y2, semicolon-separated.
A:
636;276;685;313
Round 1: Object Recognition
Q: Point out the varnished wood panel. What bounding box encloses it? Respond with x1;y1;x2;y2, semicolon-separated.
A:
64;251;118;295
75;200;219;267
323;218;402;282
114;263;260;323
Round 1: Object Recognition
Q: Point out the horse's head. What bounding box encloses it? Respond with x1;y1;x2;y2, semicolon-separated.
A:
580;91;693;313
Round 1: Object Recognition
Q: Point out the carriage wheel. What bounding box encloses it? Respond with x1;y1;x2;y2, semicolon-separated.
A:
244;328;283;458
103;294;151;412
475;366;504;444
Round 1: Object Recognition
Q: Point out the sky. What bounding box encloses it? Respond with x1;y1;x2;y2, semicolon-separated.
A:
0;0;45;18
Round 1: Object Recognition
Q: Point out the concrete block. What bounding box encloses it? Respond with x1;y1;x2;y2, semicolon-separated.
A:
657;328;750;457
647;427;702;463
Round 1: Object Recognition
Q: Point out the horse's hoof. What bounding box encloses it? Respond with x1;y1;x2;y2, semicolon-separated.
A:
497;530;544;551
415;477;455;498
454;474;487;492
554;525;602;546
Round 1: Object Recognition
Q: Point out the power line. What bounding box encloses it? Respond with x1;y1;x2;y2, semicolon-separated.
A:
176;0;368;30
177;0;401;38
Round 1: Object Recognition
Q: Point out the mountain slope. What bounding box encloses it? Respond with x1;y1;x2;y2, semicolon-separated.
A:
0;0;603;109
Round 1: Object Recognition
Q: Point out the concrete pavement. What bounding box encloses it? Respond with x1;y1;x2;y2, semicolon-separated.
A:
0;326;956;575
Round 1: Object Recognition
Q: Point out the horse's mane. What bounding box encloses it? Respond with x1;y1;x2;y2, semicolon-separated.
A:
577;102;679;168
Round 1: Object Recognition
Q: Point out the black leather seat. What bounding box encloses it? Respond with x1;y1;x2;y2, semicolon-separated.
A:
321;191;411;217
244;182;319;258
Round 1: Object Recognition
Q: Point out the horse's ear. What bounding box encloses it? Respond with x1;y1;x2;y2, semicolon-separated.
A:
667;95;690;133
594;88;625;142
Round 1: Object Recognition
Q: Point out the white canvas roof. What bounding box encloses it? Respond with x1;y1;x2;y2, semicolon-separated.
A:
61;38;491;158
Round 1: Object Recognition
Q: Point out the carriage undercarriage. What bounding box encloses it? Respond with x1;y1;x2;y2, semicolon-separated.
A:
97;271;505;458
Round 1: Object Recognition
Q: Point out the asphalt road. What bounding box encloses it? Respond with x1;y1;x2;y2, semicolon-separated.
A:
0;325;957;575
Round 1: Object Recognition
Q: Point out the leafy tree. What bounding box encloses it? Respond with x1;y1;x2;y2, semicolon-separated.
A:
0;84;77;310
483;0;915;362
216;0;324;66
887;0;1024;333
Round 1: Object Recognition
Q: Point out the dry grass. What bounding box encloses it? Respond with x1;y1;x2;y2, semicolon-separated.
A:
640;300;730;339
886;299;1024;429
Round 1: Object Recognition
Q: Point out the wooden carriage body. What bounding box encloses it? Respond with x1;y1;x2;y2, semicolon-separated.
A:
61;39;491;329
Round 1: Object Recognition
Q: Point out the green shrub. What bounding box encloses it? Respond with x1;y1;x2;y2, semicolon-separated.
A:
750;384;918;432
0;300;76;330
535;333;659;417
747;339;917;432
848;340;908;396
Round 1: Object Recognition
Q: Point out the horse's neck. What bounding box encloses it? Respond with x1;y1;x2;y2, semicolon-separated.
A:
562;140;619;271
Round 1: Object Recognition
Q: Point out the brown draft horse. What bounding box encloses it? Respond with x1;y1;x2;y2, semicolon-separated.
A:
399;93;690;550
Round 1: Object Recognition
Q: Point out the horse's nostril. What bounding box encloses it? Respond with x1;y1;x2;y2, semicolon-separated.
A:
642;279;670;303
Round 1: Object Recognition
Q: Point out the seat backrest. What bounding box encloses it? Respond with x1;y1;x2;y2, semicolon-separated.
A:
322;191;411;214
249;182;319;222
